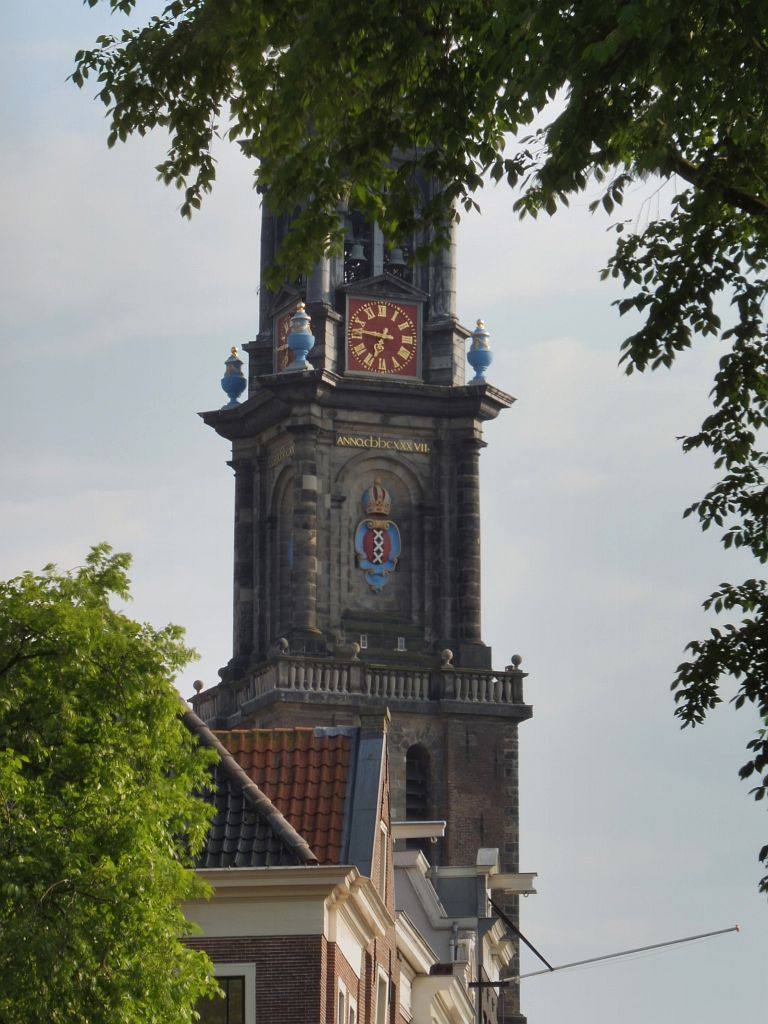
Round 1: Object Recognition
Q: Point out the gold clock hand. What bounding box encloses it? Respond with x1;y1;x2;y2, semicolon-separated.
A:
361;328;394;341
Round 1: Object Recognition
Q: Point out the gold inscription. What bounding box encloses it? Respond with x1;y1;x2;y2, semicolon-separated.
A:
335;434;431;454
268;442;295;468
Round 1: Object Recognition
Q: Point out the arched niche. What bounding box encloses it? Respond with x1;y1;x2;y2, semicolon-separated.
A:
332;451;426;627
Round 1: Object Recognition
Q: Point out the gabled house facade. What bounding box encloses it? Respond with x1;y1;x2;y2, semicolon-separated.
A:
183;709;400;1024
182;708;530;1024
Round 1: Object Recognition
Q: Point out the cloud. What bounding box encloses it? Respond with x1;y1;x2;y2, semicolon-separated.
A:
0;129;260;365
458;186;623;305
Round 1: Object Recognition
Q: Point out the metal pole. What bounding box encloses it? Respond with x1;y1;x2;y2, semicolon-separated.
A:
489;898;554;972
517;925;739;980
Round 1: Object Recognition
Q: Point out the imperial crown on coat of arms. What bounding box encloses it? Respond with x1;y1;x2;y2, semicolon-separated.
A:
354;479;401;592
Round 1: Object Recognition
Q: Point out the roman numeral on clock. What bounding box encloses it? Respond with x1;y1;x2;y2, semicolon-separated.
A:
346;297;419;375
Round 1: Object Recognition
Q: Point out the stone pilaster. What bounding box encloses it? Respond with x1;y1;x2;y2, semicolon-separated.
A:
305;303;342;375
288;424;322;646
435;438;455;647
457;438;483;645
231;457;255;667
428;220;457;319
252;449;269;660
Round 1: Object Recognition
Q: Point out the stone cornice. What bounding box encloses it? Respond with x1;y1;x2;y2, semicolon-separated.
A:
199;372;514;441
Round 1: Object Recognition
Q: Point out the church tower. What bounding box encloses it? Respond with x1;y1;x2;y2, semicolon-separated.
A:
192;194;532;1018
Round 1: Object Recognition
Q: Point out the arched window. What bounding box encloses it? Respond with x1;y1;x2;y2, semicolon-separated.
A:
342;208;414;284
405;745;430;822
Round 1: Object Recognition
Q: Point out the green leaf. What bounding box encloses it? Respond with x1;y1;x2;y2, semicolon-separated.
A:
0;547;217;1024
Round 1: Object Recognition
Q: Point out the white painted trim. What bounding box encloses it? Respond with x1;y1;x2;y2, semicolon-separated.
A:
395;910;437;973
333;904;366;978
393;849;432;873
378;822;388;898
393;857;449;926
210;962;256;1024
337;978;348;1024
186;866;392;953
488;872;537;894
191;865;391;935
374;965;390;1024
391;820;446;841
195;864;356;893
412;973;475;1024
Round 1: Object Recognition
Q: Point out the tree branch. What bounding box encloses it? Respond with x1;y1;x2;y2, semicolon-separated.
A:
0;647;64;678
668;153;768;219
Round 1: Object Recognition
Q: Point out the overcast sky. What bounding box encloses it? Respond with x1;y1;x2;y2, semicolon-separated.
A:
2;4;766;1022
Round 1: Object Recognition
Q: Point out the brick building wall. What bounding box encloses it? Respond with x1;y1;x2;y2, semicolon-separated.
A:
388;713;521;873
187;926;400;1024
229;699;523;877
185;935;327;1024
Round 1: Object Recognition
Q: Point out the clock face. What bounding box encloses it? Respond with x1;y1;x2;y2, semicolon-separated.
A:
346;298;419;376
275;310;295;372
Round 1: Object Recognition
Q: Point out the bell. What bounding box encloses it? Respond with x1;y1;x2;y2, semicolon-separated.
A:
349;242;366;261
387;247;406;268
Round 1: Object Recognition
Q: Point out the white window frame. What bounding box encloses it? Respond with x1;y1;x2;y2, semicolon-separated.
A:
378;823;388;898
374;966;390;1024
211;962;256;1024
348;994;358;1024
338;979;348;1024
359;633;369;649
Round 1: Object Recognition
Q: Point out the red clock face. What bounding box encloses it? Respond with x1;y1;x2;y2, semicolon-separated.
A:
275;311;295;372
346;299;419;376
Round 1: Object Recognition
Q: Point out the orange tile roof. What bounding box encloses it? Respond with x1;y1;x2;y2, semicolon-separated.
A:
182;709;318;869
213;727;352;864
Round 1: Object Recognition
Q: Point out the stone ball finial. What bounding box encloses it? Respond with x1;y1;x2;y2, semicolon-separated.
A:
193;679;204;694
277;637;289;654
440;648;454;668
510;654;523;669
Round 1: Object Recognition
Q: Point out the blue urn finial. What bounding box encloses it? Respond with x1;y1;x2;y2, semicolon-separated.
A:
220;345;247;408
467;319;493;385
285;301;315;371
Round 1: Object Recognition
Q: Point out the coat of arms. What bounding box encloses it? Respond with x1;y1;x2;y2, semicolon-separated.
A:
354;479;401;592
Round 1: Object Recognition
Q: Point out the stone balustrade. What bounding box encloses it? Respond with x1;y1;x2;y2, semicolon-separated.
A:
192;691;219;722
190;656;526;724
